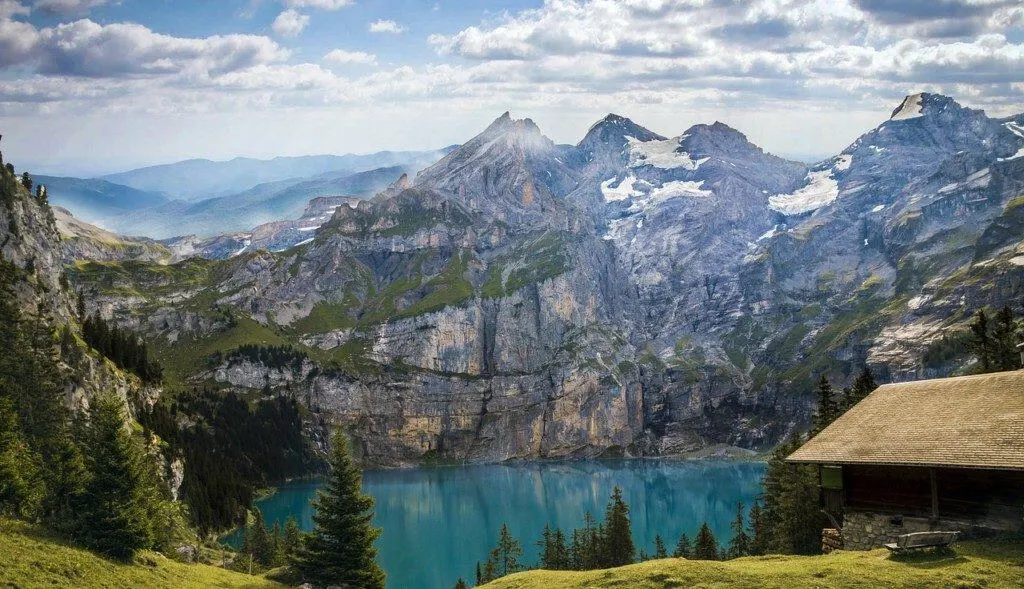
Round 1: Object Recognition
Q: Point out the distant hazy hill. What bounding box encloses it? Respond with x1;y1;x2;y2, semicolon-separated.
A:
35;175;169;226
102;149;455;202
105;165;410;238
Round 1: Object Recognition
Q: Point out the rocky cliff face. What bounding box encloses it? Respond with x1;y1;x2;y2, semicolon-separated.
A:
70;96;1024;465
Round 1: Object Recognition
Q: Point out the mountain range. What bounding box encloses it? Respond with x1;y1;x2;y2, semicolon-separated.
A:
41;148;454;238
66;93;1024;465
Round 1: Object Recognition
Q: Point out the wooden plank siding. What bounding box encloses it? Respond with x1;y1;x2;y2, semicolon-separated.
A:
839;465;1024;528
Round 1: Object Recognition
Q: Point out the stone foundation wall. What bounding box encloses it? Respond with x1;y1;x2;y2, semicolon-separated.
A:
841;511;1012;550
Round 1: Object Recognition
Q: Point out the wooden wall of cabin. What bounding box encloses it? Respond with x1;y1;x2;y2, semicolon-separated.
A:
840;465;1024;529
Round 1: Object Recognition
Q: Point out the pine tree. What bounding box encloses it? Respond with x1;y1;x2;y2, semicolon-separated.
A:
692;522;719;560
599;487;634;567
244;509;271;566
550;528;569;570
672;533;692;558
760;433;827;555
747;501;767;556
481;548;499;583
538;525;563;569
494;523;523;577
727;502;751;558
993;306;1019;371
475;562;482;585
453;579;468;589
0;398;44;518
971;309;993;373
41;433;89;534
812;375;837;433
848;366;877;408
271;520;283;566
283;516;302;560
20;171;31;192
79;394;153;560
294;429;385;588
653;534;667;559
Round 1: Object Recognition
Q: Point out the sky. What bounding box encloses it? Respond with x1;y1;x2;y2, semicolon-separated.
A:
1;0;1023;176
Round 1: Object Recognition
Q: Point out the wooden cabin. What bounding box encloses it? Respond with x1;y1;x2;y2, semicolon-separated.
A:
787;370;1024;549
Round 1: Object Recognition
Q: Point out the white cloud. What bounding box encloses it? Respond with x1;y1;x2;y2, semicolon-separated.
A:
0;17;289;76
2;0;1024;171
272;8;309;38
0;0;29;19
369;19;406;34
323;48;377;65
32;0;109;15
283;0;352;9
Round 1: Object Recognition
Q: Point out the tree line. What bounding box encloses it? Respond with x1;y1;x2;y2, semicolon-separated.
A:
969;306;1021;373
211;344;309;373
140;386;323;535
0;253;188;560
80;300;164;384
465;488;763;587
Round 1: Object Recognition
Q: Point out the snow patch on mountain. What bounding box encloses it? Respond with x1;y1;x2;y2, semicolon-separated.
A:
834;154;853;171
757;225;781;241
601;175;642;201
768;169;839;215
627;136;709;170
643;180;713;207
998;122;1024;161
891;93;924;121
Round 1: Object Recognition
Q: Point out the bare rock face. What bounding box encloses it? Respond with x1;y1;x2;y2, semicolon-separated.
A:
73;97;1024;464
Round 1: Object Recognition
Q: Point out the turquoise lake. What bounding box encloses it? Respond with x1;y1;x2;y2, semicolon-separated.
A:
229;460;765;589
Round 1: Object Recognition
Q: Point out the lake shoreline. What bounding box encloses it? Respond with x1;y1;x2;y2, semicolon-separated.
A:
221;459;767;588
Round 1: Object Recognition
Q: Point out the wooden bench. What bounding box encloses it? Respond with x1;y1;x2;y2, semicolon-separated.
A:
884;531;959;554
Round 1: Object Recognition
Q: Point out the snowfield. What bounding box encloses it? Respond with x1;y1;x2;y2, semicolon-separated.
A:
600;175;642;202
627;136;709;170
998;122;1024;162
768;169;840;215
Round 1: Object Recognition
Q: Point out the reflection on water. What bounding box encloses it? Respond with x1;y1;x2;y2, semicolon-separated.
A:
227;460;765;589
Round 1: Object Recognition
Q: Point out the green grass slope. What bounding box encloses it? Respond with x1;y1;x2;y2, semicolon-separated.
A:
0;519;284;589
485;539;1024;589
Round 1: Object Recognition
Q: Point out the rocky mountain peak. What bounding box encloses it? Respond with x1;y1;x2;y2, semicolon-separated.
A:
579;114;665;149
889;92;965;121
675;121;782;166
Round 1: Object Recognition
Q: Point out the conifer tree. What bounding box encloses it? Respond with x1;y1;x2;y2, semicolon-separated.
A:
848;366;877;408
538;524;571;570
41;433;89;534
760;433;827;555
481;548;499;583
453;578;468;589
993;306;1019;371
672;533;692;558
971;309;993;373
692;522;720;560
246;509;272;566
294;429;385;588
653;534;667;559
79;394;153;560
494;523;523;577
812;375;837;433
747;501;767;556
727;502;751;558
600;487;634;567
0;398;44;518
283;516;302;560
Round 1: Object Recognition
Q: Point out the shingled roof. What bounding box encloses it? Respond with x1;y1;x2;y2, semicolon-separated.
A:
787;370;1024;471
